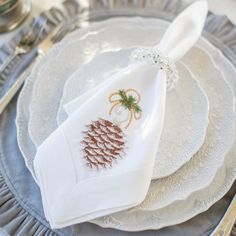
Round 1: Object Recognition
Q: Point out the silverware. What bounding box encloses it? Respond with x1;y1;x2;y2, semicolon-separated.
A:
0;16;47;74
0;24;62;114
0;0;31;33
51;14;87;43
211;193;236;236
0;14;84;114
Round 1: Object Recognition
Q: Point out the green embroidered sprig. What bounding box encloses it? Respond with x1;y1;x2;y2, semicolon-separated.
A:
118;89;142;115
19;36;35;46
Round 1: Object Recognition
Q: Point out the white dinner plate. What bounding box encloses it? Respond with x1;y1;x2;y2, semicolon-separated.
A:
16;17;236;230
28;19;235;206
28;18;210;180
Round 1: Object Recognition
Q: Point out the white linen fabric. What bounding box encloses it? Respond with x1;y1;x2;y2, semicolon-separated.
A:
34;1;208;229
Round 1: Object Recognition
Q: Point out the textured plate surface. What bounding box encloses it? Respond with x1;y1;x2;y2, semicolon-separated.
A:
29;18;210;180
21;17;235;207
16;16;235;230
27;18;234;191
92;35;236;231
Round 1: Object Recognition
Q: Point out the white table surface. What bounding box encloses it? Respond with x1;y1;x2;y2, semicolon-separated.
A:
0;0;236;46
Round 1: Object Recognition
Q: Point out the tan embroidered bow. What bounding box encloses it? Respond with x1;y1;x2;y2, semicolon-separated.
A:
109;89;142;129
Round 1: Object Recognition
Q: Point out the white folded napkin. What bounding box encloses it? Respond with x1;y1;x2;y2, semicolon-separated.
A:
34;1;208;229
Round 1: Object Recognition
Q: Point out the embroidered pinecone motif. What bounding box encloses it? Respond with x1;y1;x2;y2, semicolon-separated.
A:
81;118;126;169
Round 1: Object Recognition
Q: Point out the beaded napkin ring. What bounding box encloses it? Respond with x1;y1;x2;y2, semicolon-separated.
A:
130;47;179;91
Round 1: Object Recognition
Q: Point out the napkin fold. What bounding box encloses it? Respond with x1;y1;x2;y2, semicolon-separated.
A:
34;0;208;229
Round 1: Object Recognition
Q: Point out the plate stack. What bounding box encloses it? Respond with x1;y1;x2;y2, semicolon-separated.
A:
15;8;236;232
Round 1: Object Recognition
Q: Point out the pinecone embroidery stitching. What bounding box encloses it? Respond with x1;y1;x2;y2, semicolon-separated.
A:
81;89;142;170
81;119;126;169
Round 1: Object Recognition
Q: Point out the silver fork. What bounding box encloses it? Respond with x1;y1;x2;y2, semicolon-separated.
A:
0;19;80;114
0;17;47;74
51;14;88;43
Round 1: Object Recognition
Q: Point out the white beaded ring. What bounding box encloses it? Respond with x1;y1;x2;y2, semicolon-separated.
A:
130;47;179;91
